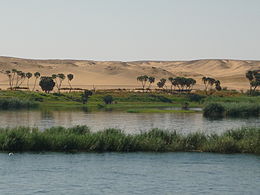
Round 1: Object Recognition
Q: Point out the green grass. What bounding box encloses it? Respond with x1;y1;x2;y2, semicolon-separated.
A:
0;90;260;113
126;108;197;113
0;126;259;154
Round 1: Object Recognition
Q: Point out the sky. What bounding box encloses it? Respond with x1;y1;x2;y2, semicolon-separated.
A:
0;0;260;61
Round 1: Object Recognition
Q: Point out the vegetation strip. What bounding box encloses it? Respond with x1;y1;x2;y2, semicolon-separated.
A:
0;126;259;154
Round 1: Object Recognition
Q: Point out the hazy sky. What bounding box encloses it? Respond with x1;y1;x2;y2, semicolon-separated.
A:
0;0;259;61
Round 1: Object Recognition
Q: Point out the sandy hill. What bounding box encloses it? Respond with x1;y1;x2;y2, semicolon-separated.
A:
0;56;259;90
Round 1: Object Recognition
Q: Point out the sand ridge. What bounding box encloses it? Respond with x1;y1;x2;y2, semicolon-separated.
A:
0;56;259;90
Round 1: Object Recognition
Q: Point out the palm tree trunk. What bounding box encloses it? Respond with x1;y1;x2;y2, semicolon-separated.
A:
33;78;37;91
68;80;72;92
27;79;30;91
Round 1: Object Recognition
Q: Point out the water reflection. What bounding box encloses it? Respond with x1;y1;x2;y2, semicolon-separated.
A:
0;109;259;134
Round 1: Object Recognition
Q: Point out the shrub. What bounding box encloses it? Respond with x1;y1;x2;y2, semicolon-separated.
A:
187;94;206;102
103;95;113;104
203;103;225;118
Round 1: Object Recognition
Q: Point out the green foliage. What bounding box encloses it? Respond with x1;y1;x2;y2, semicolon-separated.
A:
103;95;113;104
0;126;259;154
0;98;38;109
82;90;93;104
203;102;260;118
203;103;225;118
39;77;55;93
223;103;260;117
187;94;206;102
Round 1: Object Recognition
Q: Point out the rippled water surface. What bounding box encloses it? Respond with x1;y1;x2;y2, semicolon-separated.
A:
0;153;259;195
0;109;259;133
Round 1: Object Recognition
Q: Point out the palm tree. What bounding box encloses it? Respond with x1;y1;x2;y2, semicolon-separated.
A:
215;80;222;91
67;74;74;92
57;73;65;92
4;70;12;89
15;70;22;88
17;72;26;88
137;75;148;91
147;76;155;91
246;70;260;94
168;77;174;92
52;74;58;91
202;77;209;94
157;78;166;90
11;69;17;89
26;72;32;90
33;72;41;91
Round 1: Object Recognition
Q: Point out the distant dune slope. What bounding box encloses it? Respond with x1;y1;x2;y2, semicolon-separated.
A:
0;56;259;90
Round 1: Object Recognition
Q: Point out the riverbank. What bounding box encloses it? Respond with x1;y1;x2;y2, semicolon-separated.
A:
0;126;259;154
0;90;259;113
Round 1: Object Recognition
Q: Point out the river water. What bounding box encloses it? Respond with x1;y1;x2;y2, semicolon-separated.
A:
0;109;259;134
0;152;259;195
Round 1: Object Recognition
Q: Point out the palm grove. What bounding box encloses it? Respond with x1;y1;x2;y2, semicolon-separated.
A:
137;70;260;94
1;68;260;94
2;69;74;93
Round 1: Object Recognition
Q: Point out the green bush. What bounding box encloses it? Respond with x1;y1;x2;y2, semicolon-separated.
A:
103;95;113;104
203;103;225;118
187;94;206;102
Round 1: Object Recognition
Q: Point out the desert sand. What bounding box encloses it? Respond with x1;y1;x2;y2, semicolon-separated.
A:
0;56;259;90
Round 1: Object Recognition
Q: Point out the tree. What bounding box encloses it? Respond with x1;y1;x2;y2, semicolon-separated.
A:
33;72;41;91
137;75;149;91
246;70;260;94
215;80;222;91
82;90;93;104
11;69;17;89
52;74;58;91
4;70;13;89
157;78;166;89
67;74;74;92
147;76;155;90
186;78;196;91
168;77;174;92
57;73;65;92
202;77;217;95
39;76;55;93
26;72;32;90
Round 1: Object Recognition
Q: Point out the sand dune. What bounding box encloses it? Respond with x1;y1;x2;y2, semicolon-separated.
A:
0;56;259;90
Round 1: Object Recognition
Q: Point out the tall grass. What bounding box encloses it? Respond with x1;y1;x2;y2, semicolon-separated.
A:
0;98;38;110
203;102;260;118
0;126;259;154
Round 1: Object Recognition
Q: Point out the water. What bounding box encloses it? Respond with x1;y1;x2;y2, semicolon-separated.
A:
0;153;259;195
0;109;259;134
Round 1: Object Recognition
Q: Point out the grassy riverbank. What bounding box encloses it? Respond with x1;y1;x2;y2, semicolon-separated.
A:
0;126;259;154
0;90;259;113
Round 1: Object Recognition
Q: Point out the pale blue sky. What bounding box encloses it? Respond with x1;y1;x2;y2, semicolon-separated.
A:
0;0;259;61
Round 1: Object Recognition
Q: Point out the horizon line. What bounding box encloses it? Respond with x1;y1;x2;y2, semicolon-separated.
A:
0;55;260;63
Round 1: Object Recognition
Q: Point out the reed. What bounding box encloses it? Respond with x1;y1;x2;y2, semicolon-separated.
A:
0;98;38;109
203;102;260;118
0;126;259;154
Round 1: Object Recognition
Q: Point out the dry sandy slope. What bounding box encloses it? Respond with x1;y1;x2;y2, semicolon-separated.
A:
0;56;259;90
